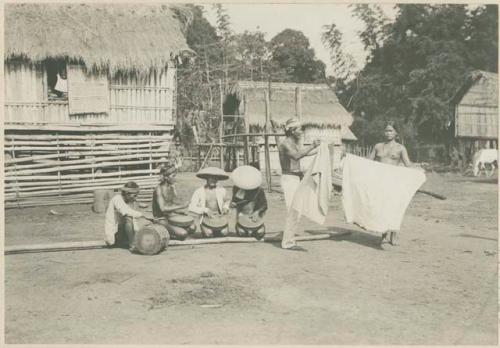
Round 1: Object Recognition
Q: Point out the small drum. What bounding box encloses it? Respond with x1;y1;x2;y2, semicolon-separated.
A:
202;213;228;230
134;222;170;255
238;213;264;230
168;214;195;228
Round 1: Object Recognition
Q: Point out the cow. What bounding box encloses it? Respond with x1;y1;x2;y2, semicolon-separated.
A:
472;149;498;177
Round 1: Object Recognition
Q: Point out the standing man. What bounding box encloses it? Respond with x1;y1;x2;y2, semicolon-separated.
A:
278;118;320;250
104;181;144;251
152;164;195;241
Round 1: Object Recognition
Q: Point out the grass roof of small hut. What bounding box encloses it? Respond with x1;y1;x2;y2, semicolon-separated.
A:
451;70;498;107
227;81;354;130
5;3;192;74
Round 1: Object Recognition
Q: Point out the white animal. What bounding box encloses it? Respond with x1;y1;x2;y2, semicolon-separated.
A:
472;149;498;177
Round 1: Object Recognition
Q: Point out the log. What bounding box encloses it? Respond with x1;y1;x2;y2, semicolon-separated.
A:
4;233;336;255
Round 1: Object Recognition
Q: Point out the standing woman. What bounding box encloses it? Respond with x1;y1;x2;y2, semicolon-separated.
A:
368;121;412;246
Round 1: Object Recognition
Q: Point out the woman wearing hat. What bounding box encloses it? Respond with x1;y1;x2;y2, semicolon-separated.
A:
278;118;321;250
104;181;145;250
230;165;268;240
188;167;231;238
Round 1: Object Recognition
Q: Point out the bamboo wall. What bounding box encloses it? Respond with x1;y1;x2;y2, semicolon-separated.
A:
4;132;172;208
4;61;176;127
455;75;498;139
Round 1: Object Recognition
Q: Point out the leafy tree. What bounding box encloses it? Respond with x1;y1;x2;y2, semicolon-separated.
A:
234;30;270;81
344;4;497;155
269;29;326;83
321;23;358;83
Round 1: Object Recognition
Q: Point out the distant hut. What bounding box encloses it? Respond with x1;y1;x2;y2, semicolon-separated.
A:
4;3;192;208
450;70;498;163
224;81;356;172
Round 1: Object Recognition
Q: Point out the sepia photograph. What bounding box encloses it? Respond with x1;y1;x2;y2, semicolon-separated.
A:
3;1;498;344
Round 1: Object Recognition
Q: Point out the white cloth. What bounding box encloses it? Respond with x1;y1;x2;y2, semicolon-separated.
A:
281;174;301;248
188;186;229;215
291;143;332;225
342;154;426;233
104;194;142;245
54;74;68;93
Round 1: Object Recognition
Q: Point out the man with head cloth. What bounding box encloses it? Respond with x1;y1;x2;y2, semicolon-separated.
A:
278;118;320;250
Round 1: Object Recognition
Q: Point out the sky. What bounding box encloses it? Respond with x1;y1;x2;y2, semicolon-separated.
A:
204;4;398;75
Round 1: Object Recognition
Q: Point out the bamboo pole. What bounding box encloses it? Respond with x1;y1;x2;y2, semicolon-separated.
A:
219;79;224;169
264;90;272;193
4;141;170;152
4;233;339;255
5;147;169;165
5;151;169;172
5;168;159;181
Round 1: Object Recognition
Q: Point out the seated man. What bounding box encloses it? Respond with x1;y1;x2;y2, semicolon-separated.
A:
104;182;144;250
188;167;230;238
230;165;268;240
152;164;195;241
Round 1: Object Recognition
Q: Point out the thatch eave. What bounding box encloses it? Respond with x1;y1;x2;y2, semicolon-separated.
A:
5;3;192;75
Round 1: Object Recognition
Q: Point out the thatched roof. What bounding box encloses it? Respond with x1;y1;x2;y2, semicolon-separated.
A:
451;70;498;107
227;80;356;140
5;3;192;74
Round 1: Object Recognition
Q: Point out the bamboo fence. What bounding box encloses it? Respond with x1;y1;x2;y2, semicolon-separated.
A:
4;132;172;208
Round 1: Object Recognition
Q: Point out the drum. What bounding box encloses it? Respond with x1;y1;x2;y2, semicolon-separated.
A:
202;213;228;230
238;213;264;230
134;222;170;255
168;214;195;228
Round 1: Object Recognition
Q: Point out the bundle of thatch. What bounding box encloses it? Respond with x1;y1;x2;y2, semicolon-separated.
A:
5;3;193;74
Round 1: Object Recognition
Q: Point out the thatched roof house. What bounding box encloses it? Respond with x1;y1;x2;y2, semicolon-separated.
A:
5;3;192;74
4;3;192;130
451;70;498;140
226;81;357;142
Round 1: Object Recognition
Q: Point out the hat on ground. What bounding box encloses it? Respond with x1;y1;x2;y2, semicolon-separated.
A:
121;181;140;194
284;118;302;131
231;165;262;190
196;167;229;180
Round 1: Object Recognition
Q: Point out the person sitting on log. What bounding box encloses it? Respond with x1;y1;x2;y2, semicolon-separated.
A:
188;167;230;238
104;181;144;251
152;163;195;241
230;165;268;240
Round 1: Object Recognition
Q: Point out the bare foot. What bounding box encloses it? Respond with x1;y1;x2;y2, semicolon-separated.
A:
380;232;389;245
390;231;399;246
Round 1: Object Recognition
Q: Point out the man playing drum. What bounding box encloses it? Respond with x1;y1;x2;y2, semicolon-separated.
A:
230;165;268;240
188;167;230;238
152;164;195;241
104;181;145;250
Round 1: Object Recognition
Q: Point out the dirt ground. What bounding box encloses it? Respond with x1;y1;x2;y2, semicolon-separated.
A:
4;172;498;344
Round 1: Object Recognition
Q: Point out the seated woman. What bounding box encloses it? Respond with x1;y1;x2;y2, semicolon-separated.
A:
230;165;268;240
188;167;230;238
152;163;195;241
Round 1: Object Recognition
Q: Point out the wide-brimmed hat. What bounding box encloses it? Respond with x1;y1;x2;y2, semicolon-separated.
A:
231;165;262;190
196;167;229;180
284;118;302;131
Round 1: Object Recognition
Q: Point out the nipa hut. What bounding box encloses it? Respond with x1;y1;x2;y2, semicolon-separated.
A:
450;70;498;162
224;81;357;173
4;3;192;208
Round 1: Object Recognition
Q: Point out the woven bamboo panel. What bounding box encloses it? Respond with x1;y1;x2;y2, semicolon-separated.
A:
5;132;173;208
